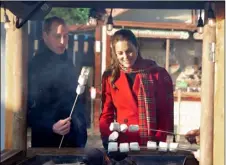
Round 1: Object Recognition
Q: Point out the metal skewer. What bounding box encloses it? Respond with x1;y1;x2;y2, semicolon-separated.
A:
140;128;184;137
58;67;90;149
59;94;79;148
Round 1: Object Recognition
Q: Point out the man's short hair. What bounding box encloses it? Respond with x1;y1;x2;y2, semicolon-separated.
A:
43;16;66;33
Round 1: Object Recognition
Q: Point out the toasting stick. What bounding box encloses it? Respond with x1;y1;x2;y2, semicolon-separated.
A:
59;67;90;148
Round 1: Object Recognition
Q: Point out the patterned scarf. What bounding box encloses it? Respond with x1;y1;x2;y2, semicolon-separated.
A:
120;59;158;145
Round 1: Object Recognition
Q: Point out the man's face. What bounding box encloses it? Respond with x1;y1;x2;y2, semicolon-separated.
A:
43;22;69;55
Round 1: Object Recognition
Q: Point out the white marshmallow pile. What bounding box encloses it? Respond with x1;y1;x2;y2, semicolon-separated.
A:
128;125;139;132
158;142;168;152
90;87;96;99
107;122;180;153
76;67;90;95
108;131;119;141
78;75;88;85
108;122;141;153
108;142;118;152
109;121;120;132
169;142;179;152
76;85;85;95
81;67;91;76
147;141;157;150
119;143;130;153
130;142;140;151
120;124;128;133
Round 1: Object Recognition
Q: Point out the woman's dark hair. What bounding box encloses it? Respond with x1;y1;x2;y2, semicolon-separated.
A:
106;29;141;88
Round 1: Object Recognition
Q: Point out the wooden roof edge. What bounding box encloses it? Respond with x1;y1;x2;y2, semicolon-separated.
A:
68;24;96;32
113;20;197;31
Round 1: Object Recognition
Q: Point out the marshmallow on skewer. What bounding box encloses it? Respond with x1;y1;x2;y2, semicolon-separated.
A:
81;67;90;76
76;85;85;95
169;142;179;152
158;142;168;152
120;124;128;133
119;143;129;153
147;141;157;150
108;142;118;152
90;87;96;99
128;125;139;132
109;122;120;132
109;131;119;142
130;142;140;151
78;75;88;85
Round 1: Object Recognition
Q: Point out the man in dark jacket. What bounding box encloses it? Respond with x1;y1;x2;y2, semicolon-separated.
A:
27;16;87;147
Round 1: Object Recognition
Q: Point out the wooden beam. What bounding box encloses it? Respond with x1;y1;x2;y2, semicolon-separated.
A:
93;26;102;132
109;28;190;40
68;24;96;33
199;15;216;165
165;39;170;71
5;11;28;149
47;1;205;9
105;8;129;17
114;20;197;31
106;32;111;68
213;2;225;165
191;9;197;25
0;150;25;165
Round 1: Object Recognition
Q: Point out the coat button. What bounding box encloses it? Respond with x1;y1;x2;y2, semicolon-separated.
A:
124;119;128;123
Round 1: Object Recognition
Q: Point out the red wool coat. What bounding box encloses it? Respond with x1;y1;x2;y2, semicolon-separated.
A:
99;66;174;145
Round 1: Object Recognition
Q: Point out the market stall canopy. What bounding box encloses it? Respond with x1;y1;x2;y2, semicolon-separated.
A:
0;1;52;20
1;1;205;20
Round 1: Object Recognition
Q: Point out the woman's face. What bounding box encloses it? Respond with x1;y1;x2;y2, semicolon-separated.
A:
114;40;138;68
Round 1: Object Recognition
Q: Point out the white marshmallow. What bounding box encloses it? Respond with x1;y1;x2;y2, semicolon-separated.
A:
108;131;119;141
166;135;174;143
119;143;129;153
78;75;88;85
147;141;157;150
76;85;85;95
90;87;96;99
169;142;179;152
158;142;168;152
120;124;128;133
129;142;140;151
81;67;90;76
108;142;118;152
109;122;120;132
128;125;139;132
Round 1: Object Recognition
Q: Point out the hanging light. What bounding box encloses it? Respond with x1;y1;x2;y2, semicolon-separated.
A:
88;8;97;26
106;8;114;31
207;2;216;27
3;5;10;29
197;9;204;34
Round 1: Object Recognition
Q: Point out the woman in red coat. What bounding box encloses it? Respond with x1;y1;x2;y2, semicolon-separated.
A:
99;29;174;149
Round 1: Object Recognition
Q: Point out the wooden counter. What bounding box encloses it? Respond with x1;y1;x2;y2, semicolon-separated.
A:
1;148;199;165
174;91;201;101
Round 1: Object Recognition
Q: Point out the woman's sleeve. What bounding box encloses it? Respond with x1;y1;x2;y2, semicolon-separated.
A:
99;74;116;141
155;68;174;141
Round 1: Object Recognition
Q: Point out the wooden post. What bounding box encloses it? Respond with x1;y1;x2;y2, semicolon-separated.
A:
165;39;170;71
199;8;216;165
106;33;111;68
4;11;28;149
213;2;225;165
93;26;102;132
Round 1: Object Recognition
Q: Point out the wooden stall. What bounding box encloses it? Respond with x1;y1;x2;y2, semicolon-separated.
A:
0;1;224;165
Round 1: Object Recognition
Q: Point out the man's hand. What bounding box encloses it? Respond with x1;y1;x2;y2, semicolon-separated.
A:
185;129;200;144
52;117;71;135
